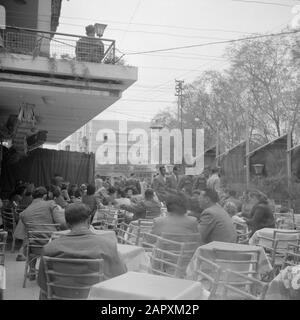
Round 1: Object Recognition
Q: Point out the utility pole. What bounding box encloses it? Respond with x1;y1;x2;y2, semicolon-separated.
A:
175;80;184;130
287;121;292;211
175;79;184;169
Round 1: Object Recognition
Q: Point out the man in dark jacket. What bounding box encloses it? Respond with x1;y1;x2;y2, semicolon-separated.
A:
197;189;237;244
37;203;127;299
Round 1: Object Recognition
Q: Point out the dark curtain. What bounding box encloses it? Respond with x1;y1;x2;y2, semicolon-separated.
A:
1;148;95;194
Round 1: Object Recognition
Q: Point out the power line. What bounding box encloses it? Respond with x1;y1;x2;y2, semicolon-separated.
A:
125;29;300;56
119;0;143;47
3;10;263;35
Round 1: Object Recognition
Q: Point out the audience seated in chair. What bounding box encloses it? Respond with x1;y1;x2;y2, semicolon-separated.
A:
37;203;127;299
150;191;199;238
121;188;161;222
197;189;237;244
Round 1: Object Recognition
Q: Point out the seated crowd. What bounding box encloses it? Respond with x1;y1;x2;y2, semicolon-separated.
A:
0;167;281;299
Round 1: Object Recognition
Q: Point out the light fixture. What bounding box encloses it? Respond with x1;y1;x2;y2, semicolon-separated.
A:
94;23;107;37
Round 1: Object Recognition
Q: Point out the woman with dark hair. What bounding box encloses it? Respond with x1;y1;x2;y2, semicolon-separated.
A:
244;190;275;236
150;191;199;236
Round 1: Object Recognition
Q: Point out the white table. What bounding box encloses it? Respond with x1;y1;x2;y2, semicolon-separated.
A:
88;271;209;300
186;241;272;280
249;228;300;247
117;244;150;272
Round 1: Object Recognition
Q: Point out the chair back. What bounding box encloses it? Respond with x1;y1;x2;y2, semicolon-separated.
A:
0;231;8;265
25;223;61;254
274;212;295;229
141;232;161;252
1;208;16;234
193;253;222;299
233;222;251;244
282;243;300;268
43;256;104;300
273;230;300;252
145;210;159;219
212;248;260;278
222;270;269;300
116;222;140;245
150;237;197;278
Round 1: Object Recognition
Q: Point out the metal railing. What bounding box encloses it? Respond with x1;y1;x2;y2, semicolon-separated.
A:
1;26;116;64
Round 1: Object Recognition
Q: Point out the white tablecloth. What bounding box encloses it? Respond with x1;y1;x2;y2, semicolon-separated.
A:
117;244;150;272
88;271;209;300
0;265;6;290
249;228;300;247
266;265;300;300
186;241;272;280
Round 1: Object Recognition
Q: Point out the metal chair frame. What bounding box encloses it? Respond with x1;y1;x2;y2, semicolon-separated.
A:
43;256;104;300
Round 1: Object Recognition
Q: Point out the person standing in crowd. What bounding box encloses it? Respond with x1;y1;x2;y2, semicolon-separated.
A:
166;165;181;192
242;190;275;236
192;173;207;193
37;203;127;299
150;191;199;237
197;188;237;244
152;166;168;202
206;167;221;194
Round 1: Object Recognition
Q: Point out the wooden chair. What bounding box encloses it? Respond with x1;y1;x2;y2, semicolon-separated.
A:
0;231;8;300
43;256;104;300
1;208;17;252
150;237;198;279
257;230;300;275
282;243;300;268
192;253;222;299
23;223;60;288
222;270;269;300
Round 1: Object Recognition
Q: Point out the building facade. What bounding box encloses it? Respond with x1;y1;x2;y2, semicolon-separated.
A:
58;120;156;179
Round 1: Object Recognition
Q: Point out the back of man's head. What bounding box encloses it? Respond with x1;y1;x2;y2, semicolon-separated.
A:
203;188;219;204
65;203;91;226
32;187;47;199
166;191;188;215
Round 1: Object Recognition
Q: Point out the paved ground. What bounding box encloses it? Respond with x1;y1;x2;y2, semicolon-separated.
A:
3;246;39;300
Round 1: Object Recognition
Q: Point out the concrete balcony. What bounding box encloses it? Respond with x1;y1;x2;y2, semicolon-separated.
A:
0;27;138;144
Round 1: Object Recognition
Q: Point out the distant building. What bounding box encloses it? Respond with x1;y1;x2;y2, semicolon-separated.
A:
58;120;156;180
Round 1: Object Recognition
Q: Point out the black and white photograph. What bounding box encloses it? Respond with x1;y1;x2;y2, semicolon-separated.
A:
0;0;300;305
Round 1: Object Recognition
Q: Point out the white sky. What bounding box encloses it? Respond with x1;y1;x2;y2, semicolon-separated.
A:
57;0;297;122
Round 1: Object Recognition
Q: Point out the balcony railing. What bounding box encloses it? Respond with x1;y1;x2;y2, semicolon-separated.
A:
1;26;116;64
